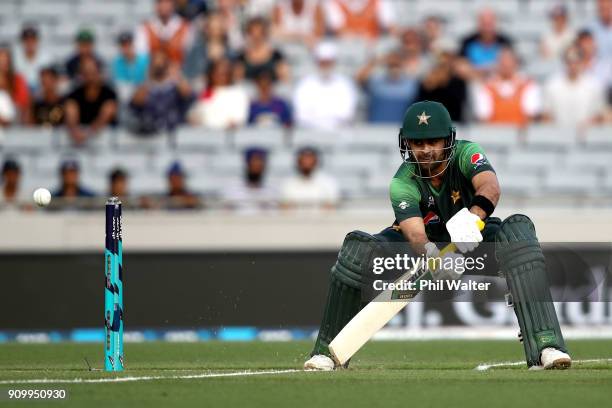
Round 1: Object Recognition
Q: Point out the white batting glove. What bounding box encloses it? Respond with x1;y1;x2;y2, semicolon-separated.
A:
446;208;483;253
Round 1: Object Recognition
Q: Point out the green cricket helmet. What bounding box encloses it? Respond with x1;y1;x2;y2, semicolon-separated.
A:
398;100;457;177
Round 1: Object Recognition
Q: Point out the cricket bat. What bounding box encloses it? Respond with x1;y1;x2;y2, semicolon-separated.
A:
328;220;485;366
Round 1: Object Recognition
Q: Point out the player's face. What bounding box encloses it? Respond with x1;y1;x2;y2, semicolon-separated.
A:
408;138;447;174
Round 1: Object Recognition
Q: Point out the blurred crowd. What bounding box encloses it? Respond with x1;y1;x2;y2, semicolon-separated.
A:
1;0;612;211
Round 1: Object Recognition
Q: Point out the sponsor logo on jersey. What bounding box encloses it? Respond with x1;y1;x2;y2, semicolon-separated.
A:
428;196;435;208
470;152;487;168
423;211;440;225
398;201;409;210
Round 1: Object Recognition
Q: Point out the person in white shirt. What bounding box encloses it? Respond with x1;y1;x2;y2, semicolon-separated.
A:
188;58;249;129
13;25;51;92
281;147;339;209
576;30;612;91
589;0;612;59
223;147;278;214
0;159;27;210
272;0;325;46
293;42;358;130
540;4;576;61
542;47;607;127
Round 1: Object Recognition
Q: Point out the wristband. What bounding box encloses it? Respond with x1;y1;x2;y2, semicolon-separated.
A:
470;195;495;218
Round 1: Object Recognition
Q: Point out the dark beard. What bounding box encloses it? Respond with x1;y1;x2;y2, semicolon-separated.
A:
247;171;263;185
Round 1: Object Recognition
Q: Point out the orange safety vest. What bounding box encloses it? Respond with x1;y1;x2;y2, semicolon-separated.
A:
335;0;380;39
144;20;190;64
485;77;532;126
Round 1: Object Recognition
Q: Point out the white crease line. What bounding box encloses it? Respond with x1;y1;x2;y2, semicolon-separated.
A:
0;369;301;384
475;358;612;371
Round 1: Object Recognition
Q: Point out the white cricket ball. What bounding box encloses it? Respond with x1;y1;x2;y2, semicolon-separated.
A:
33;188;52;207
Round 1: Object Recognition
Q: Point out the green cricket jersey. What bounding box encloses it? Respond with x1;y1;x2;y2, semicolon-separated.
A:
390;140;495;242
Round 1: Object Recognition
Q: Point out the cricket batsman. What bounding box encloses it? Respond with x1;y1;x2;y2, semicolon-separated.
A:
304;101;571;371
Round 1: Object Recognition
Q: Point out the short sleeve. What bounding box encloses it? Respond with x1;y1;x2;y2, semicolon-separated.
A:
390;177;422;222
457;142;495;180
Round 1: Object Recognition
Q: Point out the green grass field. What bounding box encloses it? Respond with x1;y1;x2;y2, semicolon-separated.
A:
1;340;612;407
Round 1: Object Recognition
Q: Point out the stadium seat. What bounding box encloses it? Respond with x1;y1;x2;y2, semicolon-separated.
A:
505;149;560;173
494;167;542;197
563;151;610;174
54;128;115;152
91;151;150;176
583;126;612;151
21;1;72;20
348;125;399;152
463;125;519;152
524;125;576;151
32;150;96;175
543;170;600;195
324;151;383;174
268;151;294;175
292;128;342;151
232;128;287;151
115;130;168;153
0;127;54;154
172;127;228;152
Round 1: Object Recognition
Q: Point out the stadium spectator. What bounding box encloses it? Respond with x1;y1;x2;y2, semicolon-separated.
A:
422;15;452;55
323;0;396;40
128;50;193;135
64;57;118;144
0;159;26;210
175;0;208;21
576;30;612;91
188;58;249;129
272;0;325;46
356;49;418;123
589;0;612;59
472;47;541;126
111;31;150;102
233;17;289;83
0;45;30;124
542;47;607;128
53;160;96;203
416;51;468;123
31;66;65;127
13;25;52;92
459;8;513;74
183;10;232;81
248;69;292;128
165;161;201;210
399;27;430;77
216;0;246;49
540;4;575;61
0;89;15;126
223;147;278;213
293;42;357;130
135;0;193;67
281;147;339;210
108;168;132;203
65;29;104;80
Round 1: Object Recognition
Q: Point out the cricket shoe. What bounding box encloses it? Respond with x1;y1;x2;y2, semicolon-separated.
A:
540;347;572;370
303;355;335;371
